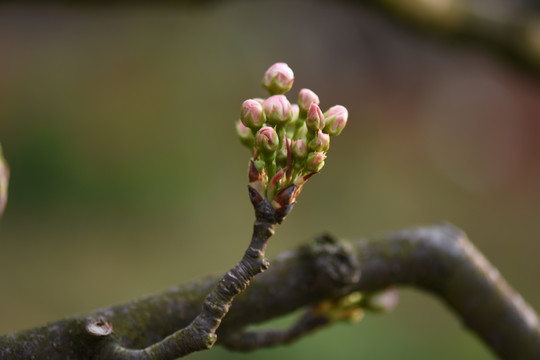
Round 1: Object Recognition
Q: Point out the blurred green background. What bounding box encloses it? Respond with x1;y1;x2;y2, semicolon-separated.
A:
1;1;540;359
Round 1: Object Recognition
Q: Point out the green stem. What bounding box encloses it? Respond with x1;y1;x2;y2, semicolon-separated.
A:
293;116;306;140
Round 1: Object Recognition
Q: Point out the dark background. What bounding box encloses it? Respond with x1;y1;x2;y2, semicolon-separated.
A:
1;1;540;359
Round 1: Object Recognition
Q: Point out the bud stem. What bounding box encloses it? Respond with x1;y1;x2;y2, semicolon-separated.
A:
276;126;287;149
293;116;306;140
306;129;316;143
266;161;277;190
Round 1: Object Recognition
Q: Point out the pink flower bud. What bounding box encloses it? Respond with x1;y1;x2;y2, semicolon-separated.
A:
306;103;324;131
262;62;295;95
253;98;265;105
0;146;8;218
235;119;254;148
309;130;330;152
241;99;266;130
297;88;320;113
292;139;308;160
364;287;399;313
256;126;279;155
305;151;326;172
324;105;348;136
291;104;300;123
263;95;292;126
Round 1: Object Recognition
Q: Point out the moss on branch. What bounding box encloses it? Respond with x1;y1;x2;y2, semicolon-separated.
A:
0;224;538;359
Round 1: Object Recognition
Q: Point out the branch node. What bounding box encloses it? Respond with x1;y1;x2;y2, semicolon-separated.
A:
245;247;264;259
85;317;113;337
307;233;361;289
204;333;218;349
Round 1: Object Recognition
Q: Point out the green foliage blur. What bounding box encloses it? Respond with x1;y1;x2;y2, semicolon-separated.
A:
1;2;540;359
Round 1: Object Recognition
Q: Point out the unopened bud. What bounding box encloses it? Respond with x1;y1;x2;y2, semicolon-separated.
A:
291;103;300;123
241;99;266;130
309;130;330;152
362;288;399;313
256;126;279;155
262;62;294;95
292;139;308;160
0;145;8;218
298;88;320;113
324;105;348;136
253;98;265;105
306;103;324;131
263;95;292;127
295;122;308;140
306;151;326;172
235;120;255;148
313;292;365;324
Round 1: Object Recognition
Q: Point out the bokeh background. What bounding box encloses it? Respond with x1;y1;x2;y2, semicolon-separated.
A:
1;1;540;359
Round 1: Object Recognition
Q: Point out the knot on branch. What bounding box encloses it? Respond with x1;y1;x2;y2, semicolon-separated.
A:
305;233;361;291
180;326;218;354
86;317;113;337
245;247;270;271
191;328;217;351
245;246;264;259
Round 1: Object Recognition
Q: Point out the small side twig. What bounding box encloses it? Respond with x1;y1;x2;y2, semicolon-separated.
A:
220;308;331;352
94;189;279;360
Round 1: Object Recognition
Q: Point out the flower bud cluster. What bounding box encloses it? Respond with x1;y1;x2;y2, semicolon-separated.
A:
235;62;348;221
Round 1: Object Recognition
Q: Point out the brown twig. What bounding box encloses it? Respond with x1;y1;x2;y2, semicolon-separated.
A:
82;188;278;360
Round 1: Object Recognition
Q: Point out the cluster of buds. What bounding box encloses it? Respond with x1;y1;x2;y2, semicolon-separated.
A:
236;63;348;222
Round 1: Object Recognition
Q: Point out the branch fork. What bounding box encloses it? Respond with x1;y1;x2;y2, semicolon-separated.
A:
82;189;280;360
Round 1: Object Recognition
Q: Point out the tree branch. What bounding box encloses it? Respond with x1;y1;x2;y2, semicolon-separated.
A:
0;224;538;359
219;308;331;351
51;187;280;360
350;0;540;77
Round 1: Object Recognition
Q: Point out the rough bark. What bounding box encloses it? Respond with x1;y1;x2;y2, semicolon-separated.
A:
1;224;538;359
